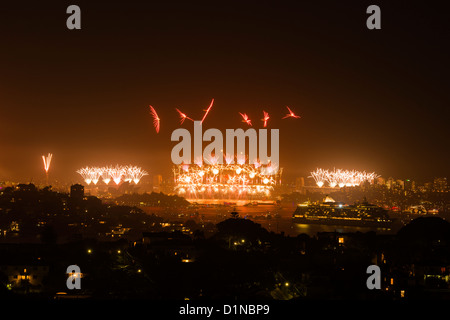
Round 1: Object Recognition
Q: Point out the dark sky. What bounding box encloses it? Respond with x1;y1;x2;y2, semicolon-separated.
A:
0;0;448;184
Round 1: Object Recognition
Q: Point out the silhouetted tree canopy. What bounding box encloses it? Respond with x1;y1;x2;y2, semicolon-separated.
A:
397;217;450;243
215;218;269;242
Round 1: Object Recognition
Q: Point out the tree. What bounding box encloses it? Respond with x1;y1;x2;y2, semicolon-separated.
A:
40;225;58;244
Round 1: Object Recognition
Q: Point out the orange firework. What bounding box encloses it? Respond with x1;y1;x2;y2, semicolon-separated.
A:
239;112;252;126
261;111;269;127
176;108;194;124
282;106;301;119
149;105;160;133
42;153;52;185
172;160;281;200
42;153;52;173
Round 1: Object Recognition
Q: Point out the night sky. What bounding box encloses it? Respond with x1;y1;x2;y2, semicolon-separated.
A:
0;0;448;184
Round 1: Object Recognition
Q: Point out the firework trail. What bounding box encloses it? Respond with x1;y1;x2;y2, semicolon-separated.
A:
149;105;160;133
261;111;269;127
176;108;194;124
201;98;215;123
282;106;301;119
42;153;52;185
239;112;252;126
42;153;52;173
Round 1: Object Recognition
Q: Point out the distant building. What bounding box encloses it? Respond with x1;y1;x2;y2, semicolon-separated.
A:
70;184;84;200
152;174;163;192
295;177;305;193
396;179;405;190
434;177;448;192
0;263;49;293
140;231;198;262
376;177;386;185
424;182;433;192
386;177;394;189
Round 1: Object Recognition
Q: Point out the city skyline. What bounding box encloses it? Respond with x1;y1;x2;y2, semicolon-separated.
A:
0;1;448;184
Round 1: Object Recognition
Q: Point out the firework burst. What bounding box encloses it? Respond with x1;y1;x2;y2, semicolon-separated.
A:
149;105;160;133
310;168;379;188
77;165;148;185
42;153;52;173
239;112;252;126
173;157;282;200
176;108;193;125
42;153;53;185
282;106;301;119
261;111;270;127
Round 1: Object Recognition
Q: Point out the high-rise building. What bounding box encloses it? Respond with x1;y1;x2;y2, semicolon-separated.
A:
152;174;163;192
70;184;84;200
295;177;305;193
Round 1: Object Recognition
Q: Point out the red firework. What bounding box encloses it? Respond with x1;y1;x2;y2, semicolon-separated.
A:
239;112;252;126
149;105;160;133
282;106;301;119
176;108;194;124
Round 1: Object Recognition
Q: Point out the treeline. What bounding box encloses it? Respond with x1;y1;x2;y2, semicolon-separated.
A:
115;192;190;207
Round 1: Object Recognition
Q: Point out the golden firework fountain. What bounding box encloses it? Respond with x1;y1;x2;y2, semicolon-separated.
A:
173;159;282;200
